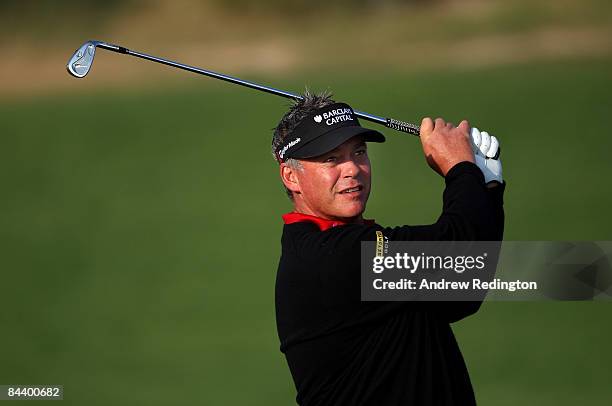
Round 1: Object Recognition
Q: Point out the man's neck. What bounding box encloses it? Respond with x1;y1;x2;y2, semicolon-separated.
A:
291;205;364;225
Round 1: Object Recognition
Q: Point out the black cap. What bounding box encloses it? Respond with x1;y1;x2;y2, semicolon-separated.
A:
276;102;385;162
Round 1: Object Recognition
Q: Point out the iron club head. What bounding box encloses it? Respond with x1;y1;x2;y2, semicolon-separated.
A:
66;41;97;78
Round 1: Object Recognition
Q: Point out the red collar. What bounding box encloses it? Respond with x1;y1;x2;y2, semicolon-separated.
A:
282;212;375;231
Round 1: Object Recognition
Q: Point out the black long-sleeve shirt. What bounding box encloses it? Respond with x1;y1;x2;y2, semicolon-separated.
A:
275;161;506;406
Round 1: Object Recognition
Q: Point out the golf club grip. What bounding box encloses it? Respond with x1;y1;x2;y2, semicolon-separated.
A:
386;118;420;136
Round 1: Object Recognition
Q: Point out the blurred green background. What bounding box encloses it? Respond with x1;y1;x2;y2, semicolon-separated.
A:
1;0;611;405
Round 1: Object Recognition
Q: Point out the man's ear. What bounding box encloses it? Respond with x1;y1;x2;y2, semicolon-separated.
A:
280;163;301;195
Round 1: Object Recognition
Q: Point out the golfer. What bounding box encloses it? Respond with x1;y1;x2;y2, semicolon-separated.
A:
272;92;505;405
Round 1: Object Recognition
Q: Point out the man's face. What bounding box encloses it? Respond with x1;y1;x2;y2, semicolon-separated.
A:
286;136;372;222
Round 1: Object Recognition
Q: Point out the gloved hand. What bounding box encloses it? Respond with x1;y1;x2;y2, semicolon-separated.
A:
470;127;503;184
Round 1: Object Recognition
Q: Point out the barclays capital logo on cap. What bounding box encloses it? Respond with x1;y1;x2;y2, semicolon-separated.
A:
313;107;355;126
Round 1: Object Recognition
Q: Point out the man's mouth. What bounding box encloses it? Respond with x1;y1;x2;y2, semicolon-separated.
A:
339;185;363;194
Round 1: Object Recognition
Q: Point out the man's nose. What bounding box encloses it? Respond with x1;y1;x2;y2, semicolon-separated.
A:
342;158;361;178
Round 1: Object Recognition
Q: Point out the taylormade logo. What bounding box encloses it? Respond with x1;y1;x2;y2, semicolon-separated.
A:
320;107;354;126
279;137;301;159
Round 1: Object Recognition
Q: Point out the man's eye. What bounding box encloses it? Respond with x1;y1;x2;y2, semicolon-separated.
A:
355;149;367;156
325;156;337;163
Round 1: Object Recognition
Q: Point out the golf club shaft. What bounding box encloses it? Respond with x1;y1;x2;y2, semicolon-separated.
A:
94;41;421;136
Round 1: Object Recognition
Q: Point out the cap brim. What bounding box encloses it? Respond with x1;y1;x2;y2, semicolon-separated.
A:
289;126;385;160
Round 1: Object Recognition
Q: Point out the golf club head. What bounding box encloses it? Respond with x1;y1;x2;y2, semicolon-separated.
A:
66;42;97;78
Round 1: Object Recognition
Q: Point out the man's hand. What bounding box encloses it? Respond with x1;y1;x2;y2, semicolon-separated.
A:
419;117;474;177
470;127;503;185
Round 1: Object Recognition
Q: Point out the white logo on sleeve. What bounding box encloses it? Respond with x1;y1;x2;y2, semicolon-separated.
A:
314;115;323;123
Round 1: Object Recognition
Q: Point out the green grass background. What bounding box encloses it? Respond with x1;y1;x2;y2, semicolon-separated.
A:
1;56;611;405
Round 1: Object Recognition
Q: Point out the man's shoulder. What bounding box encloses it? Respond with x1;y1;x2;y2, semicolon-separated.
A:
282;221;380;257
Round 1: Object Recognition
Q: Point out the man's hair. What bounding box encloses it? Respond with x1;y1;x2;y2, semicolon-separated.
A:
272;90;336;200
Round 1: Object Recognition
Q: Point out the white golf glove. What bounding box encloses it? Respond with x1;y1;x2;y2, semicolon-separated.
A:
470;127;503;184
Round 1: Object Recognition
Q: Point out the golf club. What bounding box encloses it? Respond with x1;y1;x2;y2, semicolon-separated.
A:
66;40;421;136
